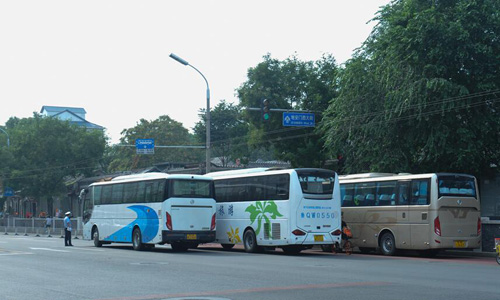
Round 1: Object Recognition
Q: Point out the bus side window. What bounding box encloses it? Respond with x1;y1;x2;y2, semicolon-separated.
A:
411;180;429;205
398;182;409;205
341;184;354;207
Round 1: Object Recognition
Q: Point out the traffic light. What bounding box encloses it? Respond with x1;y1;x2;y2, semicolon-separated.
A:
261;99;270;121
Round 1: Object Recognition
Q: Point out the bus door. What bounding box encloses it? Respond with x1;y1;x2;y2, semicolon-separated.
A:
396;180;411;249
409;179;431;249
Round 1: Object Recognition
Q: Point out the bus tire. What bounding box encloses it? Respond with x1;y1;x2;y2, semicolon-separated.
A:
243;229;260;253
132;228;144;251
221;244;235;250
93;227;103;247
379;232;396;256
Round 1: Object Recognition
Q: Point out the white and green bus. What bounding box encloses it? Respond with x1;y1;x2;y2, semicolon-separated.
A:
207;168;342;254
82;173;216;251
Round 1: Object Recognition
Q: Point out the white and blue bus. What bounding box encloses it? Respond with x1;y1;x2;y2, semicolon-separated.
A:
82;173;216;251
207;168;342;254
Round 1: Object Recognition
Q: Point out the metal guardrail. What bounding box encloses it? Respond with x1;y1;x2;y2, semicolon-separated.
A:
0;217;83;238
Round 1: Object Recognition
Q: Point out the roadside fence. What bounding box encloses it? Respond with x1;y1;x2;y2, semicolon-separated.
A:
0;217;83;239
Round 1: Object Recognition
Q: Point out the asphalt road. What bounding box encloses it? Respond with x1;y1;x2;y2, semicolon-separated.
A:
0;234;498;300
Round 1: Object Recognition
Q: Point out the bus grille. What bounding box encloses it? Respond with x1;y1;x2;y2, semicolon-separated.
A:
264;223;281;240
272;223;281;240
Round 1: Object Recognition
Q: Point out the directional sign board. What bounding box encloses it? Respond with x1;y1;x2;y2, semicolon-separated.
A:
3;187;14;197
282;112;315;127
135;139;155;155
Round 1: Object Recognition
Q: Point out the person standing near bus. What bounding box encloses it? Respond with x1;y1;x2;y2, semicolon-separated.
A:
64;212;73;246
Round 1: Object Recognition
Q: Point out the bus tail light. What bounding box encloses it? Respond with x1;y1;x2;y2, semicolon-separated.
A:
210;213;216;231
477;217;481;236
292;229;306;236
331;229;342;236
166;212;172;230
434;217;441;236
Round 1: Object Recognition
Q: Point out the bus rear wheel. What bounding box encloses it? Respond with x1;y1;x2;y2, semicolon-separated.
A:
132;228;144;251
243;230;260;253
93;228;102;247
380;232;396;256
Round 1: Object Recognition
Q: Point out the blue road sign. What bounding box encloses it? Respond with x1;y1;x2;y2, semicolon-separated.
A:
135;139;155;154
283;112;315;127
4;187;14;197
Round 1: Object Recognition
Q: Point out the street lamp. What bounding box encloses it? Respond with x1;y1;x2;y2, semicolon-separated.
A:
169;53;211;173
0;128;9;148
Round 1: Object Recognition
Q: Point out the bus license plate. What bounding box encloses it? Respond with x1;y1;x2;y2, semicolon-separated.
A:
186;234;197;240
454;240;466;248
314;235;324;242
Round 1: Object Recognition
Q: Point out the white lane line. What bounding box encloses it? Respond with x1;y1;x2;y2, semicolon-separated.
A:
0;252;34;256
70;247;105;252
30;247;70;252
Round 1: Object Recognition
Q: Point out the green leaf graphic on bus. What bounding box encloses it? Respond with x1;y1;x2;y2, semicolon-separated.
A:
245;201;283;236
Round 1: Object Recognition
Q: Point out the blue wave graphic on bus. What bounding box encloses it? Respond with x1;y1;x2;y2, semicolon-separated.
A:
104;205;159;243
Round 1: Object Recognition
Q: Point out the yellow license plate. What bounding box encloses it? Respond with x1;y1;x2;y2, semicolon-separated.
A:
454;240;466;248
314;235;324;242
186;234;197;240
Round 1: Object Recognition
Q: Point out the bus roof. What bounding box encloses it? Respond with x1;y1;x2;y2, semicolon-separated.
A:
206;168;271;178
339;173;398;180
89;172;211;186
206;167;336;179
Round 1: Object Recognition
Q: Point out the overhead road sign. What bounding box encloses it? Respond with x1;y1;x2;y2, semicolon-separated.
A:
135;139;155;155
283;112;315;127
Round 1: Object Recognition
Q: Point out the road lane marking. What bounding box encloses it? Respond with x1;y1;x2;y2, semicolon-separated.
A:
99;281;391;300
0;248;33;256
30;247;70;252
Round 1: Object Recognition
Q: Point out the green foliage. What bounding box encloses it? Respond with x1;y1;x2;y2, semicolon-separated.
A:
193;100;249;166
245;201;283;236
107;115;203;172
322;0;500;176
237;54;339;167
2;114;106;198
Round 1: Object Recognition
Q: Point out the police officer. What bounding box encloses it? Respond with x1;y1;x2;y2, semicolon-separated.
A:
64;212;73;246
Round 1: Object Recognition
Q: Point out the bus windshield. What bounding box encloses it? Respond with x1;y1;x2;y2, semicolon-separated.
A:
169;179;213;198
438;174;476;197
297;170;335;195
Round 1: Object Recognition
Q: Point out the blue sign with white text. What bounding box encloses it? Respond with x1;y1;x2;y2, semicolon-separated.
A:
4;187;14;197
135;139;155;154
283;112;315;127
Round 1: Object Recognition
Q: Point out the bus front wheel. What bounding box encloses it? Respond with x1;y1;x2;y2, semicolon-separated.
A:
132;228;144;251
380;232;396;256
243;230;260;253
93;228;102;247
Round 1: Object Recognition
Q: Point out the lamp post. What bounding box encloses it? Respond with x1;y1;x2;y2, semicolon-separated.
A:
0;128;9;148
169;53;211;173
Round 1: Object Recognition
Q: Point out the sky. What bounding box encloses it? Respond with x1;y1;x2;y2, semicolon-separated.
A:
0;0;391;144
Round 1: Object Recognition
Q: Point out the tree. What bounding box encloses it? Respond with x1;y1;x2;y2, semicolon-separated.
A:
107;115;202;172
3;114;106;201
321;0;500;176
193;100;250;167
237;54;339;167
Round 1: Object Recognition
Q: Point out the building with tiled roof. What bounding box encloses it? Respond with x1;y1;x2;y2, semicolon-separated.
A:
40;106;104;131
